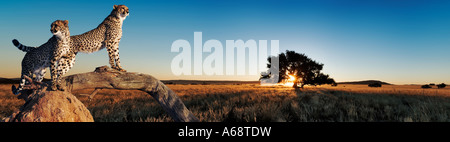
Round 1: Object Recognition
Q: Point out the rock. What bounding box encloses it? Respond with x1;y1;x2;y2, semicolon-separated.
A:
3;90;93;122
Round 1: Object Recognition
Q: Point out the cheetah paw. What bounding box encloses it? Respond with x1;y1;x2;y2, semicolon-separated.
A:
50;84;66;91
57;85;66;91
112;66;127;72
50;85;58;91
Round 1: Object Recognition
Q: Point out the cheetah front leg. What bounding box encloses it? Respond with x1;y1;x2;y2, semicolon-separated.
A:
106;41;126;72
50;48;65;91
50;52;76;91
50;58;59;91
113;46;126;72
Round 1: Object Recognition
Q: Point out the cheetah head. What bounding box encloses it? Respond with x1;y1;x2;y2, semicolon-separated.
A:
112;5;129;20
50;20;69;39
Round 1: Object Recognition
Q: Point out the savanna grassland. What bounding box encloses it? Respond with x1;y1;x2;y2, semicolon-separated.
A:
1;83;449;122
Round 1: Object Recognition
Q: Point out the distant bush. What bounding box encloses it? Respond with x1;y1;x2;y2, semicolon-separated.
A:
429;83;435;86
368;83;382;87
437;83;446;89
331;83;338;87
421;85;432;89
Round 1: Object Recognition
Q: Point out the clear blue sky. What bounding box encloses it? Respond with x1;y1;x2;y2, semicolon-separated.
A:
1;0;449;84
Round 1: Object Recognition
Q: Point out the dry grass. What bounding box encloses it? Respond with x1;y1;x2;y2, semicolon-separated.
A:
1;84;449;122
0;84;24;119
325;84;450;96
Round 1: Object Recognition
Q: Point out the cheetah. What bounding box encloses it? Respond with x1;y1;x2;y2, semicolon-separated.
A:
12;20;75;95
14;5;130;72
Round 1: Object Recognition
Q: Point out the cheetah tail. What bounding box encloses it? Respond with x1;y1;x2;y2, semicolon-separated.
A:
12;39;37;52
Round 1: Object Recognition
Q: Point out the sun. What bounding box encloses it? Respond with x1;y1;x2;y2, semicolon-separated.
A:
281;73;297;87
288;74;296;82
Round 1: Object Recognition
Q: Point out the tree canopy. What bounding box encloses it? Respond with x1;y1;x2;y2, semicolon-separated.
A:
261;50;335;88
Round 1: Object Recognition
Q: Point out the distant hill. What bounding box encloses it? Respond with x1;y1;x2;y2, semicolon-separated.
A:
1;77;260;85
338;80;391;85
0;78;18;84
0;78;392;85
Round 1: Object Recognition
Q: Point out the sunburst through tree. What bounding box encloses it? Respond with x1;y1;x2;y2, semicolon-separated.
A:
261;50;335;88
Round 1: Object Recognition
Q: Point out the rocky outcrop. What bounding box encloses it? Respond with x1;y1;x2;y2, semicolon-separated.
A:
3;90;93;122
3;66;199;122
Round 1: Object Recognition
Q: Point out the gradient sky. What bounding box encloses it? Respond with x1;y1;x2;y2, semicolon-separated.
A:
1;0;449;84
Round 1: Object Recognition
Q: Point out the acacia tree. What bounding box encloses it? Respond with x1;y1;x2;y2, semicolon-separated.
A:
261;50;335;88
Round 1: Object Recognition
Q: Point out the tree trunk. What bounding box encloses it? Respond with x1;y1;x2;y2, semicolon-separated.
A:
292;79;298;88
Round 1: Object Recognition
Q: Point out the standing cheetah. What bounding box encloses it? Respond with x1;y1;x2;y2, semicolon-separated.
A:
12;20;75;95
13;5;129;72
